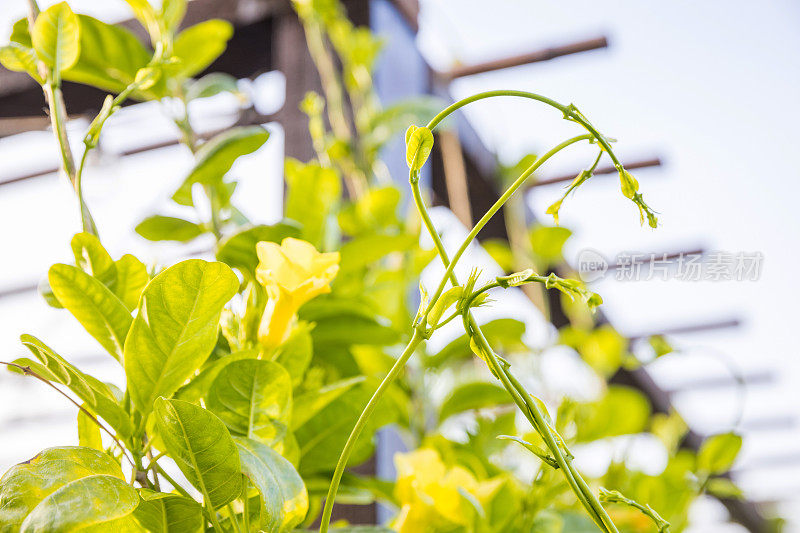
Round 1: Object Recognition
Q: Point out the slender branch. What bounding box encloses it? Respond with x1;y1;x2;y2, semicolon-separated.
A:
297;13;366;198
410;177;618;532
227;503;243;533
26;0;40;19
152;461;193;499
0;361;134;467
145;450;168;470
424;134;592;312
320;92;638;532
43;83;78;185
243;490;251;532
463;318;612;532
425;90;618;166
319;328;425;533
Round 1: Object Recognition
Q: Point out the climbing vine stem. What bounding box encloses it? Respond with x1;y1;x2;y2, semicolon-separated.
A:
318;89;655;532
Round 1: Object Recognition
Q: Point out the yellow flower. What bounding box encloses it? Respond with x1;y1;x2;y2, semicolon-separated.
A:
391;448;504;532
256;237;339;347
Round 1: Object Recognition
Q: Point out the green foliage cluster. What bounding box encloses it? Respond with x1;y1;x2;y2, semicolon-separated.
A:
0;1;757;532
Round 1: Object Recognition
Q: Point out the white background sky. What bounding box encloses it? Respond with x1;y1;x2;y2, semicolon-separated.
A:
0;0;798;530
416;0;800;527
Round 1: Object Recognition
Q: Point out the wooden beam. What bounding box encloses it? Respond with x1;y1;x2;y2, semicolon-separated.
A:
627;318;742;341
530;157;663;188
0;111;277;188
438;36;608;81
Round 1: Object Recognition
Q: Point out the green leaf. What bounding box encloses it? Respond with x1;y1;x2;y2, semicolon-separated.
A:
48;264;132;363
297;297;400;348
697;432;742;474
305;314;399;347
481;239;514;272
160;0;187;35
316;526;395;533
562;324;627;377
338;233;417;274
186;72;239;101
31;2;80;75
124;260;239;414
133;489;204;533
0;43;43;84
427;286;463;328
18;335;133;437
705;478;743;499
10;18;32;47
77;408;103;451
122;0;159;41
530;509;564;533
405;125;434;172
174;349;259;404
216;222;302;276
497;435;558;469
135;215;205;242
170;19;234;80
272;322;313;386
113;254;149;311
337;186;401;236
650;411;689;453
362;96;443;155
284;158;341;247
234;437;309;533
207;359;292;442
438;381;511;423
64;14;152;95
153;397;243;509
426;318;527;368
291;376;364;429
71;232;117;290
529;224;572;266
294;384;395;474
648;335;674;358
172;126;270;206
619;169;639;200
298;296;379;323
0;446;132;531
20;474;138;532
38;276;63;309
574;386;650;442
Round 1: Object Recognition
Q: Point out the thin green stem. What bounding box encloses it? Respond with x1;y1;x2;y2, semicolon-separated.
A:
145;450;168;470
430;308;463;331
227;503;243;533
425;89;620;168
44;79;95;236
412;176;618;533
74;148;97;236
207;509;225;533
152;462;193;499
243;491;251;532
318;328;425;533
172;93;228;242
427;90;564;131
464;320;601;529
425;134;592;312
0;361;133;467
504;368;616;532
44;84;77;184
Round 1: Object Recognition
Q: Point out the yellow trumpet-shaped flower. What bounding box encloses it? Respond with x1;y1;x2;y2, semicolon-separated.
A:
391;448;505;532
256;237;339;347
